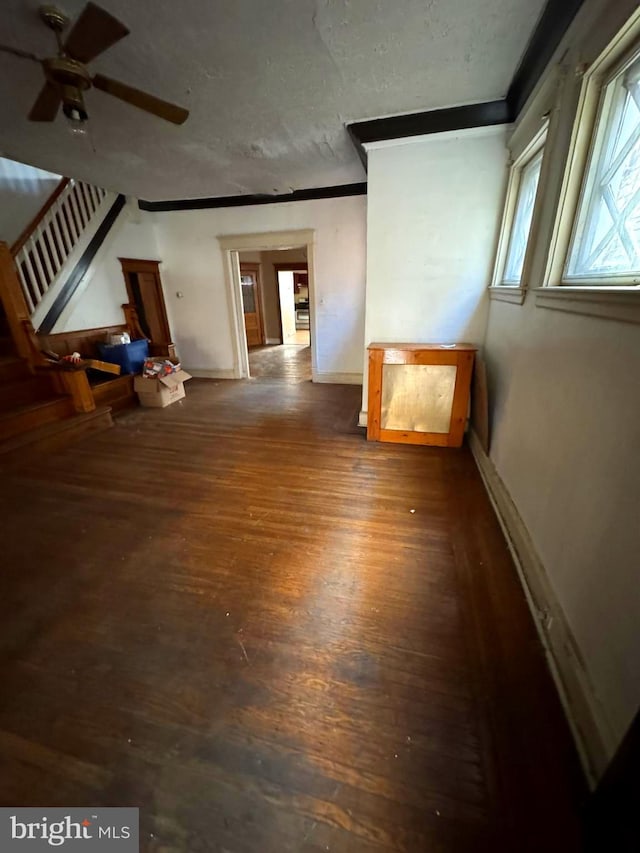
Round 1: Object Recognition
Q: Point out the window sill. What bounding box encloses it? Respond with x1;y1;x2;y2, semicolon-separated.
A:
535;287;640;324
489;286;526;305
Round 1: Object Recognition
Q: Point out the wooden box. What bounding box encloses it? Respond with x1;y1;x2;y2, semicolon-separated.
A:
367;343;476;447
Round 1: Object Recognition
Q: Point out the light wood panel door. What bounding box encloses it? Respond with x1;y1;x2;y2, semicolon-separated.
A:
240;263;264;348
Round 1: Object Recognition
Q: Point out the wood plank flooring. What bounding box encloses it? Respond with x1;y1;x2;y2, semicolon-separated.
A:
0;360;586;851
249;343;312;381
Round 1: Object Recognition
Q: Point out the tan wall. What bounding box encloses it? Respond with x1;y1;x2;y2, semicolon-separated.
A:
482;0;640;777
240;247;307;342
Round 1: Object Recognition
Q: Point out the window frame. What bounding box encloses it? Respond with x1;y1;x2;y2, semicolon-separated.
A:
562;47;640;286
490;125;548;304
542;10;640;300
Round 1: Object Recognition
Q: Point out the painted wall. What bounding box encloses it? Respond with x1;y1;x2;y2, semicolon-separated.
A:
482;0;640;772
152;195;366;380
362;128;508;415
56;207;161;332
0;157;60;245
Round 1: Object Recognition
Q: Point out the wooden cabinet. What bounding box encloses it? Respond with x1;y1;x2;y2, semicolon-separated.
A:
367;343;476;447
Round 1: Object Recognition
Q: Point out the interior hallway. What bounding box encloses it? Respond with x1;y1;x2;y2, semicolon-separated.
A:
0;376;585;851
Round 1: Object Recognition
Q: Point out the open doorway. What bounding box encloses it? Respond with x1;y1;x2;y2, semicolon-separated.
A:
237;250;310;380
233;242;312;381
274;261;310;348
217;228;318;379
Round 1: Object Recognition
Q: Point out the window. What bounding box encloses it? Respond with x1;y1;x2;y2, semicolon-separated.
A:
491;128;546;297
565;50;640;283
503;150;544;284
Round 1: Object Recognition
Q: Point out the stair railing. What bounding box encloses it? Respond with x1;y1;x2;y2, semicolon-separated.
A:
11;178;108;315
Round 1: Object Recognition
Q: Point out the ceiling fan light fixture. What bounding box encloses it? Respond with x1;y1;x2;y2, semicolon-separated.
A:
61;85;89;134
65;113;87;136
2;3;189;127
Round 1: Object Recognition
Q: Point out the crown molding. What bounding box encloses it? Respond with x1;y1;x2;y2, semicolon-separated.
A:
138;182;367;212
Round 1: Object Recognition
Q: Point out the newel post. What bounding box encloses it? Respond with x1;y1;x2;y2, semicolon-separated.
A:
56;370;96;413
0;241;44;368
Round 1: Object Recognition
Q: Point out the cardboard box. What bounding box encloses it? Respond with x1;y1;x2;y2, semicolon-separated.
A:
134;370;192;408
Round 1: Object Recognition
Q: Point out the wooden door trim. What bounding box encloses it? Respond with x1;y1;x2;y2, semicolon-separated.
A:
272;262;308;272
118;258;171;343
239;262;265;346
119;258;162;274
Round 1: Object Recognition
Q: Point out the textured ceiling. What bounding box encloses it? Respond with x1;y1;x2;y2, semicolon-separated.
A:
0;0;546;200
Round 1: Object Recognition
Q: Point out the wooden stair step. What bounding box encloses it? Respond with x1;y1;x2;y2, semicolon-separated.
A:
0;374;56;413
91;375;137;413
0;357;31;384
0;396;75;442
0;337;15;358
0;405;113;459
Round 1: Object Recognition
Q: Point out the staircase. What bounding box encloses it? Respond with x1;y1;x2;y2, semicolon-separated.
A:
11;178;111;325
0;301;112;460
0;175;119;461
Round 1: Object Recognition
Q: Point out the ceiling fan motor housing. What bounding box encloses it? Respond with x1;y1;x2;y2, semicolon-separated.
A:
43;57;91;120
39;5;70;32
43;56;91;90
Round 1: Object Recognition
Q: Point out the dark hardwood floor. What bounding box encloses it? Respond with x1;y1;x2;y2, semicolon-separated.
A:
0;357;586;851
249;342;312;381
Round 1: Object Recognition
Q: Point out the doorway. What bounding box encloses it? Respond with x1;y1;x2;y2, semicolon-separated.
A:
221;230;316;380
274;261;310;348
119;258;171;346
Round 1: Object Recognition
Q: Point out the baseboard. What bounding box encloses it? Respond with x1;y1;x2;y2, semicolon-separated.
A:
468;429;612;786
265;338;281;345
312;371;363;385
184;368;237;380
358;410;368;427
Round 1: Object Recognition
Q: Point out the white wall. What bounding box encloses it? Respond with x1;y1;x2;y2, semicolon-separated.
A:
56;206;161;332
152;195;366;380
362;127;508;415
0;157;61;245
482;0;640;776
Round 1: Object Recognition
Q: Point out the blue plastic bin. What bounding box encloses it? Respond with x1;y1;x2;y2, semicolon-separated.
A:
98;339;149;375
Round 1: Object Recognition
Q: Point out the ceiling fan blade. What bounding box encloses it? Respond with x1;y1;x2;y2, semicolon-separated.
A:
64;2;129;63
28;82;61;121
0;43;40;62
92;74;189;125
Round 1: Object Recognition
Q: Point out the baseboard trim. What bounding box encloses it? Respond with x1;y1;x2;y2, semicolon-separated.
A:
312;371;363;385
184;368;237;380
358;410;368;427
468;429;612;786
265;338;281;345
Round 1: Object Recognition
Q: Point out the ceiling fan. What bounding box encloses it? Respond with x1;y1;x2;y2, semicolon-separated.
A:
0;2;189;129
